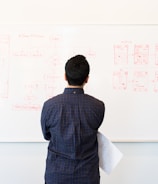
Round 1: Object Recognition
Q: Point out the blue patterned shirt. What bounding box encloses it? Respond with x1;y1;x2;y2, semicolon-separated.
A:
41;88;105;183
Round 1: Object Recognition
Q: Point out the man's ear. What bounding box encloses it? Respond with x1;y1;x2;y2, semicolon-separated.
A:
64;73;67;81
85;76;89;83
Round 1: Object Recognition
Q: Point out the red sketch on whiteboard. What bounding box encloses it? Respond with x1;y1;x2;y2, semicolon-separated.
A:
46;55;62;68
134;45;149;65
43;74;62;98
132;71;148;92
49;35;61;42
13;34;45;57
114;44;128;65
13;81;42;111
13;47;44;57
113;70;128;90
0;35;10;98
86;49;96;57
13;103;41;111
153;72;158;92
44;83;59;99
49;35;61;49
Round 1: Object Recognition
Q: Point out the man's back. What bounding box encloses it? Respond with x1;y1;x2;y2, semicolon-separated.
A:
41;88;105;184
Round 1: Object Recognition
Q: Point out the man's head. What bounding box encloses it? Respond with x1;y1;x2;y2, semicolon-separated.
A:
65;55;90;86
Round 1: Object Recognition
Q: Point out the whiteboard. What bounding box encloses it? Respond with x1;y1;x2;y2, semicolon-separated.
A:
0;24;158;142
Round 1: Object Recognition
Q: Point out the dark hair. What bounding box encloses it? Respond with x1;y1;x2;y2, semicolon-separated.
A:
65;55;90;86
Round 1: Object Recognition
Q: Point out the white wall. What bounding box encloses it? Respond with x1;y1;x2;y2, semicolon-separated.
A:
0;0;158;24
1;142;158;184
0;0;158;183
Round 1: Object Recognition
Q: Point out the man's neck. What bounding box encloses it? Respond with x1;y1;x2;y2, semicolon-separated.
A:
67;84;83;88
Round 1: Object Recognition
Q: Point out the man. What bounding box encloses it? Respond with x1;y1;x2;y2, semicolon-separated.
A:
41;55;105;184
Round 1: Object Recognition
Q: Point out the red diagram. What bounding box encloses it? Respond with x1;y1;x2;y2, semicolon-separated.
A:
113;70;128;90
132;71;148;92
134;45;149;65
114;45;128;65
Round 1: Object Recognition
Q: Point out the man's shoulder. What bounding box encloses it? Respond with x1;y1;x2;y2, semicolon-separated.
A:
85;93;104;102
84;94;105;107
43;93;64;107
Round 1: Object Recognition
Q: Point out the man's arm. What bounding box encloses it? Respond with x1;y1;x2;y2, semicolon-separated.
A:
41;103;51;140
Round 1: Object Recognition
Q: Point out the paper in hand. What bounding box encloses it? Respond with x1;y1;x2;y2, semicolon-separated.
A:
97;132;123;174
